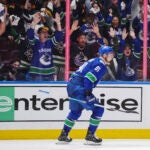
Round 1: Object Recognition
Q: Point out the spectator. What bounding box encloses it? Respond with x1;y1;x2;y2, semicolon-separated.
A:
0;58;20;81
71;0;87;26
70;31;89;73
105;13;130;48
132;1;150;42
22;0;36;32
118;0;133;25
108;0;120;17
89;1;106;29
27;12;63;81
117;30;141;81
70;20;105;73
80;13;99;45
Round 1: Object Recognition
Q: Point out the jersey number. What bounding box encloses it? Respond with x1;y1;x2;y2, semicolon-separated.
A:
94;66;101;72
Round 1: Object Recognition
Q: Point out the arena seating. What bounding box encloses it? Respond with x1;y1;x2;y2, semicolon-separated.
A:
0;37;20;64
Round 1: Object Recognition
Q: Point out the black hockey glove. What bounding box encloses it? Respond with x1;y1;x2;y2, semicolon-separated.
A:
85;90;92;96
85;90;96;106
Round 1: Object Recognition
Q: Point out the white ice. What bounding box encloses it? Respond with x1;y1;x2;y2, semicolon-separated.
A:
0;139;150;150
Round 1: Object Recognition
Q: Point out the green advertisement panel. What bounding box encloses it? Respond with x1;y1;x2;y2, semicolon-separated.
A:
0;87;14;121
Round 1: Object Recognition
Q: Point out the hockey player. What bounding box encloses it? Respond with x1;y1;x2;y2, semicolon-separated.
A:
57;46;114;144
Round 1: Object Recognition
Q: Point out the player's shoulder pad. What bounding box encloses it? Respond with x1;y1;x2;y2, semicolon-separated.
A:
99;59;105;65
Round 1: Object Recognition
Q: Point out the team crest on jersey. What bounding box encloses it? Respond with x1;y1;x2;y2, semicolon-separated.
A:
74;52;88;66
40;54;51;65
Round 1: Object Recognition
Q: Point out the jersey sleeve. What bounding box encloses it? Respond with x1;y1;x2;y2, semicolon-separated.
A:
84;61;106;90
48;31;63;48
27;28;36;45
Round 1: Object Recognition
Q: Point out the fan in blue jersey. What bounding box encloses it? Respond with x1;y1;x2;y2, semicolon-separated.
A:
27;12;63;81
57;46;114;145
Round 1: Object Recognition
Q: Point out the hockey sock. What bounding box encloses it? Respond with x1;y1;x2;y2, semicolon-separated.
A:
87;105;104;134
63;118;75;135
88;117;101;134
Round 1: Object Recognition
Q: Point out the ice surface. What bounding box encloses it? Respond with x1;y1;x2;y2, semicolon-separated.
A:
0;139;150;150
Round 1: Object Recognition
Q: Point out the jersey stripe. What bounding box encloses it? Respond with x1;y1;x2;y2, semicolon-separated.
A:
89;117;100;126
30;67;55;75
85;72;97;83
64;119;75;127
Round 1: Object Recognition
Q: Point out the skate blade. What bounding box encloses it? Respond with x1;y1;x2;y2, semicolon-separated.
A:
56;140;71;145
84;140;102;145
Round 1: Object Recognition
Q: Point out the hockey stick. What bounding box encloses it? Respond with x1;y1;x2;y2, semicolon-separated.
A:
68;97;103;108
68;97;86;104
68;97;139;114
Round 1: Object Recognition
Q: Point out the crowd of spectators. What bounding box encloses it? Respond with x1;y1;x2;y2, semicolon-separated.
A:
0;0;149;81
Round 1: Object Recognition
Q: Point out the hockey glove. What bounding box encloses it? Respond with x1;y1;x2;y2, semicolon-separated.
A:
85;94;96;106
85;90;92;96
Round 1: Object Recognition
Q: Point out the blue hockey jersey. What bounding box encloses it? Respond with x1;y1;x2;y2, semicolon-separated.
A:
27;28;63;77
73;57;107;91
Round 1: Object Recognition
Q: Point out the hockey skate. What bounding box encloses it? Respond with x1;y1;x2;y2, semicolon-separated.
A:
84;130;102;145
56;130;72;144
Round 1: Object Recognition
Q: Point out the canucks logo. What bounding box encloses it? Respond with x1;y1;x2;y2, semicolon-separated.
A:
40;54;51;65
74;52;88;66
